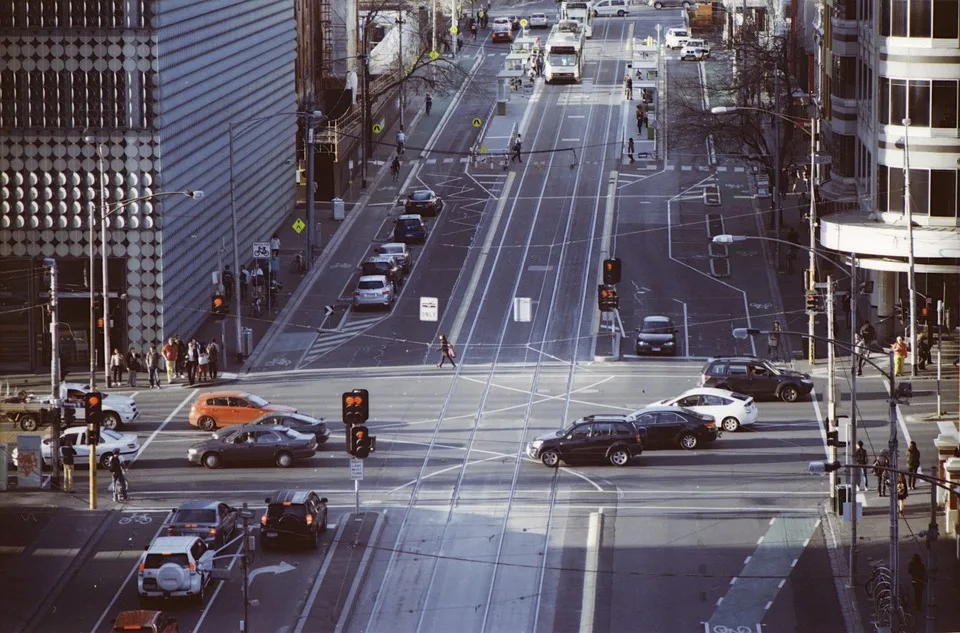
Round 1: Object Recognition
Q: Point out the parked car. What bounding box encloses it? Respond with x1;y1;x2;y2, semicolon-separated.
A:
404;189;444;216
260;490;329;550
353;275;395;310
137;536;214;604
635;315;678;355
167;500;239;548
526;415;646;467
112;610;179;633
375;242;411;272
392;214;427;244
17;383;139;430
699;355;814;402
680;39;710;60
361;255;405;287
16;426;140;469
642;387;757;432
627;406;719;450
187;425;317;469
650;0;699;9
593;0;630;16
241;412;331;444
188;391;297;432
529;12;550;28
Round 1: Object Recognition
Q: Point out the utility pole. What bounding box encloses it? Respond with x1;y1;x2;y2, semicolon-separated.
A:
45;259;62;492
936;299;943;417
924;470;938;633
88;180;97;391
228;125;244;363
827;276;837;502
807;116;818;363
360;16;371;190
397;5;405;129
772;65;781;265
848;254;859;586
451;0;459;56
886;350;901;633
903;118;918;377
305;100;316;269
241;502;251;633
100;191;111;389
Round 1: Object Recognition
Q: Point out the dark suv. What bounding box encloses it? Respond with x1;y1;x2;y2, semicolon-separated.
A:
526;415;646;468
260;490;328;550
627;406;719;450
361;255;405;286
700;356;813;402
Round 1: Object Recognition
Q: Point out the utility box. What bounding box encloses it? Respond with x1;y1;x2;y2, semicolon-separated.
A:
241;327;253;357
332;198;345;221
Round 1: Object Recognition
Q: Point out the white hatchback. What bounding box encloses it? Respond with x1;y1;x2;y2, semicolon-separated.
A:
640;387;758;432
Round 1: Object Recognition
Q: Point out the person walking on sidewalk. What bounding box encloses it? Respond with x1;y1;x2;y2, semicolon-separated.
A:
854;334;868;376
175;335;187;377
854;440;868;490
437;334;457;367
627;138;635;163
908;554;926;611
186;339;199;385
766;321;782;362
207;340;220;380
874;449;890;496
623;74;633;100
636;104;644;134
109;448;128;502
893;336;909;376
197;347;210;382
425;93;433;116
240;265;250;301
906;440;920;489
145;343;162;389
60;442;76;493
511;135;522;163
859;320;878;352
162;337;178;384
916;327;930;370
391;155;401;182
110;349;124;387
896;472;909;514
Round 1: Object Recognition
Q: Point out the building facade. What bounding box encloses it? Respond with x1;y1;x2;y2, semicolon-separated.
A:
0;0;298;372
817;0;960;339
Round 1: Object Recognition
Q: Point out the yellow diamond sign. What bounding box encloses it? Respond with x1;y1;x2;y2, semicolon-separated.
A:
430;50;440;60
292;218;306;234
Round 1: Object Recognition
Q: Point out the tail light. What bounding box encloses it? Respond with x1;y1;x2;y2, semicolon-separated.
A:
261;514;267;526
189;562;196;571
138;563;145;572
305;514;313;525
382;289;390;295
208;528;217;535
705;421;716;429
167;527;174;535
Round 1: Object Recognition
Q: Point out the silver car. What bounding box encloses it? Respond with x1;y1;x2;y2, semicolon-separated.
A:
353;275;395;309
376;242;411;272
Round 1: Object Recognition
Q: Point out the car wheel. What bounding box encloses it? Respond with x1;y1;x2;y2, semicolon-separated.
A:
721;417;740;433
682;1;691;8
198;416;216;432
679;433;699;450
320;510;328;533
99;453;114;469
779;385;800;402
275;451;294;468
608;447;631;467
654;1;663;8
101;412;121;430
540;449;560;468
617;9;625;16
203;452;221;469
19;414;39;432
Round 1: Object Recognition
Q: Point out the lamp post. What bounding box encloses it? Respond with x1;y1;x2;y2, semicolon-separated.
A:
901;118;918;378
711;107;820;363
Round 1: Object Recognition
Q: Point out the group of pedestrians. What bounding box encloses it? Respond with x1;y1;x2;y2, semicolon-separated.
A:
160;337;221;386
854;440;921;512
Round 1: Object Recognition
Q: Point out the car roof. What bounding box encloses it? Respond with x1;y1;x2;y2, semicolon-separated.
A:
252;412;317;423
268;490;315;505
380;242;407;250
358;274;389;283
196;390;253;399
409;189;434;198
220;424;288;433
175;500;221;511
706;355;760;363
634;405;689;414
676;387;739;398
577;414;630;423
643;315;673;323
146;535;199;552
113;610;167;628
397;213;423;221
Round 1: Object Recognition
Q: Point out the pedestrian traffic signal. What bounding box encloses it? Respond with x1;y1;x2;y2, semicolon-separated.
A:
602;258;621;285
349;425;375;458
598;285;619;312
826;430;846;448
62;406;76;426
805;293;819;313
211;294;228;320
88;420;100;445
341;389;369;425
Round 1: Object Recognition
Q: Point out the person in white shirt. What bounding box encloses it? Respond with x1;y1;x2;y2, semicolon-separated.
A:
270;232;281;253
198;349;210;382
396;128;406;155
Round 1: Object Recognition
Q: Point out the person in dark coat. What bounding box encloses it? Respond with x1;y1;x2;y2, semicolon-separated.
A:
906;441;920;489
207;340;220;380
873;450;889;496
60;442;76;493
859;321;878;352
437;334;457;368
175;335;187;377
854;440;868;490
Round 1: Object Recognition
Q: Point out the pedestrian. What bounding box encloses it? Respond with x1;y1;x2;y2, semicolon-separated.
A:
109;448;127;502
126;346;140;388
624;74;633;100
198;347;210;382
60;441;76;493
636;104;644;134
906;440;920;489
391;154;401;182
175;335;186;377
207;340;220;380
896;472;909;514
145;343;162;389
186;339;199;385
222;265;234;300
859;321;877;352
536;54;544;77
893;336;908;376
854;440;868;490
442;35;451;54
916;327;930;370
162;337;178;384
396;127;406;155
854;334;868;376
437;334;457;367
252;266;265;300
110;348;124;387
470;21;478;40
239;264;250;301
270;250;281;283
627;138;635;163
270;231;281;254
873;450;890;496
908;553;926;611
425;93;432;116
511;135;522;163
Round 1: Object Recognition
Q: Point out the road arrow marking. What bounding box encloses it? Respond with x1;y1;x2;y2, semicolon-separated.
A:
248;560;296;582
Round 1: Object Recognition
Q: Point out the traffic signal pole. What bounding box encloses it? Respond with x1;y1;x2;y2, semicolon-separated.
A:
827;276;837;503
46;259;62;492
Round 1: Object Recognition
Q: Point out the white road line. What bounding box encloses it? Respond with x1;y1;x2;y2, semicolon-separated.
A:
191;535;243;633
332;512;387;633
130;390;197;464
293;519;349;633
579;510;603;633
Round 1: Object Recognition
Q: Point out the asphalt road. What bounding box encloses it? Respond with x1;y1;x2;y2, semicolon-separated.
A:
5;5;853;633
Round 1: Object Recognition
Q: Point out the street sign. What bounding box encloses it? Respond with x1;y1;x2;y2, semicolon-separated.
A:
252;242;270;259
472;117;482;128
519;18;528;27
430;50;440;60
480;146;487;154
350;458;364;481
513;297;532;322
420;296;438;322
450;25;459;35
292;218;306;234
372;122;383;134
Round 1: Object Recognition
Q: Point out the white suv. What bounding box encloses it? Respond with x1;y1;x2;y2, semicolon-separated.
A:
138;536;214;603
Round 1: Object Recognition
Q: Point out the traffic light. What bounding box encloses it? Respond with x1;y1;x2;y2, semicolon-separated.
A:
602;258;621;285
805;293;818;313
349;425;375;458
341;389;369;425
597;285;619;312
62;406;76;426
826;430;845;448
84;392;103;419
211;294;228;320
88;421;100;445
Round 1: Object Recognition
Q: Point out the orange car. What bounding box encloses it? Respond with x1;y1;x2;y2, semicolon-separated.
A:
188;391;297;431
112;610;178;633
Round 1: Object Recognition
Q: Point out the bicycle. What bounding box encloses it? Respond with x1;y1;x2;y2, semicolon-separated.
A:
865;564;893;597
252;296;263;318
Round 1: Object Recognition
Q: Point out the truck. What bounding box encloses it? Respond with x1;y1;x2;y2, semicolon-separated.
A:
544;21;585;83
0;382;140;431
560;1;594;38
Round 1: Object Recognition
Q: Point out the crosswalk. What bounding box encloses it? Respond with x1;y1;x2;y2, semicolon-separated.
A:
297;316;386;368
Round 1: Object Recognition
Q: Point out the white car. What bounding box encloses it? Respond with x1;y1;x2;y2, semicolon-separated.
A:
679;39;710;61
529;12;550;28
664;27;690;49
31;382;140;429
640;387;758;432
138;535;214;603
19;426;142;469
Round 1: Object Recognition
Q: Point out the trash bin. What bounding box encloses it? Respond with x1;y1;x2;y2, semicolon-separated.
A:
241;327;253;357
332;198;345;221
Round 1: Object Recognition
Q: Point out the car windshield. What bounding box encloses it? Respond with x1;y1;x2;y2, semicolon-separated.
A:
173;509;216;524
549;53;577;66
411;191;432;201
101;429;123;441
247;395;269;408
398;219;421;229
641;321;672;333
144;553;189;569
267;503;306;519
359;279;385;290
382;245;403;254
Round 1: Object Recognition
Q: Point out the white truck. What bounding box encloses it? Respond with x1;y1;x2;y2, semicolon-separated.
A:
0;382;140;431
544;26;585;83
560;1;594;38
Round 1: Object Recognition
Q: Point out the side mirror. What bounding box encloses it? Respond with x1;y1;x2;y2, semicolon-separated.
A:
320;497;328;504
264;497;271;504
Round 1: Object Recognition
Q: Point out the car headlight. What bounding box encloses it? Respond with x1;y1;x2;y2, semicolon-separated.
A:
531;439;543;449
638;340;649;346
664;341;675;346
187;448;198;455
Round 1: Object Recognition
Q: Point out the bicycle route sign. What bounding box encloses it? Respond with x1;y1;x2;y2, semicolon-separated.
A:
292;218;306;234
252;242;270;259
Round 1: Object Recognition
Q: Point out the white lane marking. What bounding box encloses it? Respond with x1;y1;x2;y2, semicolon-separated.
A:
190;533;243;633
130;390;197;464
449;172;516;344
332;512;386;633
293;519;349;633
385;453;505;493
579;510;603;633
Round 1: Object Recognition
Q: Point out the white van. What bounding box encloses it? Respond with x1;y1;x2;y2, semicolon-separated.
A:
593;0;630;16
664;27;690;49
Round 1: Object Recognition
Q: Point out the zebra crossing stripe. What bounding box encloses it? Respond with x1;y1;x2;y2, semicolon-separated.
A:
299;317;385;366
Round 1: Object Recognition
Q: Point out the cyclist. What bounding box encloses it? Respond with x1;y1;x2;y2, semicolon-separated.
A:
109;448;128;502
396;128;406;155
470;22;478;40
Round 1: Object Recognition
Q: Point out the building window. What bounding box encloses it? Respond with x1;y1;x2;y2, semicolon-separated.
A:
931;170;957;217
890;165;905;212
891;0;909;35
878;164;890;211
909;168;930;215
879;76;890;124
834;57;857;100
932;81;959;127
891;79;907;124
908;80;931;126
910;0;932;36
933;0;959;37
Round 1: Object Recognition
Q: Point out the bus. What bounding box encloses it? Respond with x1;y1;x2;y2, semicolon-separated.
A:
560;1;594;38
544;25;584;82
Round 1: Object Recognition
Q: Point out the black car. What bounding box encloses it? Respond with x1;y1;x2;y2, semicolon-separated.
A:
260;490;328;550
628;406;718;450
635;315;678;355
187;425;317;469
393;214;427;244
246;412;331;444
361;255;405;287
507;14;521;30
404;189;444;217
167;500;239;548
526;415;645;467
700;355;814;402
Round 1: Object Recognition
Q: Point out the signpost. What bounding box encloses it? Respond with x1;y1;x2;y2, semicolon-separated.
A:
350;458;364;515
252;242;270;259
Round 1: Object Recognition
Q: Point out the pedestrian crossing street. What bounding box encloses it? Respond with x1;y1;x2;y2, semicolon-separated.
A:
376;154;750;173
297;316;386;368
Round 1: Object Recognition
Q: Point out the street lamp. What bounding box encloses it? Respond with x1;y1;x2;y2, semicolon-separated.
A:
712;106;820;364
896;119;918;378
